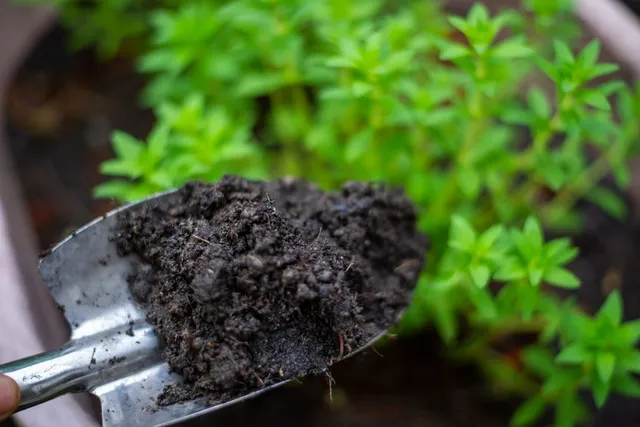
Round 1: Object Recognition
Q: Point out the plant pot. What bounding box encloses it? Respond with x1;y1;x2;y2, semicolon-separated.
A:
3;1;640;427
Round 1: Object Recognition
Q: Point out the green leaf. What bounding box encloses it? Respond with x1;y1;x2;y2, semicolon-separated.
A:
578;40;601;69
457;168;481;199
449;215;477;252
468;286;498;320
582;90;611;111
598;290;623;326
523;216;544;250
592;375;611;408
236;73;284;97
544;267;580;289
112;130;144;160
100;159;141;178
447;16;469;33
439;43;472;60
468;3;490;24
553;40;574;63
511;396;546;426
528;267;544;287
596;352;616;384
542;369;581;396
557;344;591;365
613;165;632;189
589;63;619;79
469;264;491;288
494;258;527;281
545;238;579;265
585;187;627;220
612;372;640;397
555;392;584;427
432;297;459;344
620;320;640;346
93;180;135;201
491;37;533;58
528;87;551;118
477;224;505;254
522;346;556;376
345;129;373;162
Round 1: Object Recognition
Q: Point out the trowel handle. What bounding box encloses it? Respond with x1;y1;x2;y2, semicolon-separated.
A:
0;344;88;412
0;321;161;414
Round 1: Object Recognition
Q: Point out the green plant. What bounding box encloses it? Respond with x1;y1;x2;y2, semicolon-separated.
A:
22;0;640;425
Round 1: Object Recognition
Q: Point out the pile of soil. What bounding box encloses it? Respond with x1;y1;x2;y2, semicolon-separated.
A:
113;175;429;405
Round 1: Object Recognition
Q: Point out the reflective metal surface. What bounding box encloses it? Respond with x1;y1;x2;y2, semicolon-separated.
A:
0;189;388;426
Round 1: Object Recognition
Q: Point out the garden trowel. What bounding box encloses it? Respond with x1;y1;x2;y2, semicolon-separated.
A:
0;190;385;427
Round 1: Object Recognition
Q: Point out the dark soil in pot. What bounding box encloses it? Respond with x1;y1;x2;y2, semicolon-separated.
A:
6;22;640;427
113;175;428;406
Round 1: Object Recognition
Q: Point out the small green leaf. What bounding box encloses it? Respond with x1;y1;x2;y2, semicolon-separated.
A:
545;238;579;265
449;215;477;252
557;343;591;364
553;40;574;63
596;352;616;384
494;258;527;281
524;216;544;250
345;129;373;162
522;346;556;376
439;43;472;60
592;376;611;408
555;392;585;427
467;3;490;26
511;396;546;426
578;40;601;69
598;290;623;326
528;267;544;287
469;264;491;288
468;286;498;320
112;131;144;160
582;90;611;111
528;88;551;118
585;187;627;220
477;224;505;254
589;63;620;79
432;297;459;344
613;372;640;397
620;320;640;346
491;37;533;59
457;168;481;199
447;16;469;34
93;180;135;201
544;267;580;289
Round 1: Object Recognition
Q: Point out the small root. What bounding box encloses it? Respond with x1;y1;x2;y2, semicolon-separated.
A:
253;372;265;387
345;262;354;272
371;345;383;358
192;235;213;245
325;370;336;403
338;335;344;359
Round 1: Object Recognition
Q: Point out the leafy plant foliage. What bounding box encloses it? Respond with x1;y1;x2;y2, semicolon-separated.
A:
18;0;640;425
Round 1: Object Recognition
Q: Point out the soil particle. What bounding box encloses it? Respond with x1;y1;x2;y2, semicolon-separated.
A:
114;175;428;406
125;321;135;337
108;356;127;366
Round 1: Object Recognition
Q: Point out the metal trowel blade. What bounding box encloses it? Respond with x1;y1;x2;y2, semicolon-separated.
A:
4;190;385;427
35;190;291;427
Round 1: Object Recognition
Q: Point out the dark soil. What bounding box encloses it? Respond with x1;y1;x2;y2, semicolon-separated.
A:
113;176;428;406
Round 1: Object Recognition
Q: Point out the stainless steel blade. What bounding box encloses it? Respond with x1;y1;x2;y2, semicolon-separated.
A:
0;189;387;426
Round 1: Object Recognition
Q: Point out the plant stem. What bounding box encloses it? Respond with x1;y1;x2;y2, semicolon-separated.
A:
543;148;616;224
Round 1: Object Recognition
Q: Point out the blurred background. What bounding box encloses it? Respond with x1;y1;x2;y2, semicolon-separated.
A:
3;0;640;426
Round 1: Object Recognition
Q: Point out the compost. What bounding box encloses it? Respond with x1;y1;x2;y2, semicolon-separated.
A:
114;175;428;405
